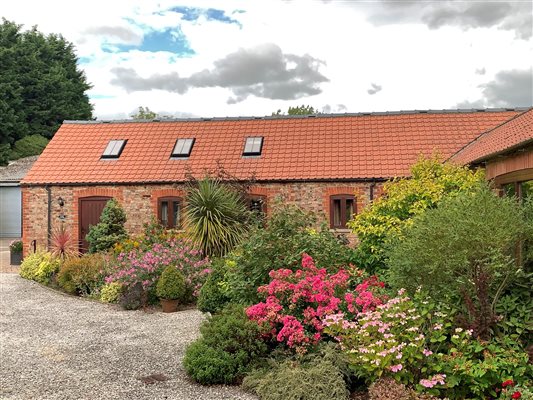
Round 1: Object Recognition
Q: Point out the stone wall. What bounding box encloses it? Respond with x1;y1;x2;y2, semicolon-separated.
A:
21;181;384;255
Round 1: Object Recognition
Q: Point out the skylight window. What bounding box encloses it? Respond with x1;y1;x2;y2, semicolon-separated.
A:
243;137;263;156
172;138;195;158
102;140;126;159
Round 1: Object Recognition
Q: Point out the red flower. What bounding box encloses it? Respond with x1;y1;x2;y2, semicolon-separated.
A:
511;391;521;399
502;380;515;388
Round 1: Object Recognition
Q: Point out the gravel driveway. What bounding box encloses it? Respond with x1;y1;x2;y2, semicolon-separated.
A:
0;274;256;400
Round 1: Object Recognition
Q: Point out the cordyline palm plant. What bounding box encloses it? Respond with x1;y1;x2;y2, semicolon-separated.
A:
50;224;79;259
184;178;249;257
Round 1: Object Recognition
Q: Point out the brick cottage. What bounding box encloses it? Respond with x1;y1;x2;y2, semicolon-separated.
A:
20;108;532;254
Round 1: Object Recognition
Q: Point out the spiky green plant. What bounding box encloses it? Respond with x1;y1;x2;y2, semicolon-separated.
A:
184;178;249;257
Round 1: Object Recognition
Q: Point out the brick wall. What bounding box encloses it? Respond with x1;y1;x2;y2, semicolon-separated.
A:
21;181;383;255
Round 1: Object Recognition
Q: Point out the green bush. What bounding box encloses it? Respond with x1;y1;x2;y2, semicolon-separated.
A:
197;259;231;313
185;178;249;257
19;251;59;284
184;304;267;384
9;134;49;159
242;356;350;400
100;282;123;303
156;266;186;300
183;340;240;385
56;254;108;296
86;199;128;253
226;203;356;304
349;156;485;273
387;186;531;338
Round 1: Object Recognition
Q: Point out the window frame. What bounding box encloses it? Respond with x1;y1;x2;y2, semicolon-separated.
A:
171;138;196;158
157;196;182;229
242;136;264;156
329;194;356;229
248;194;267;215
101;139;127;159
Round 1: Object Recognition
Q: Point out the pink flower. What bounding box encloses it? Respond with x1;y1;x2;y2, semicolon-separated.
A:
389;364;403;372
423;349;433;356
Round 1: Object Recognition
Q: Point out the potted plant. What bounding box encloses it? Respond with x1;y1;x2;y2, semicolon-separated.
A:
9;240;23;265
156;265;186;313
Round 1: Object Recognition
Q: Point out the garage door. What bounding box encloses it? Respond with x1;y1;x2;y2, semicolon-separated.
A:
0;186;21;237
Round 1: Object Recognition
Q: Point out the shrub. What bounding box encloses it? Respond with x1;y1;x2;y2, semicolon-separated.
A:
9;240;22;253
349;156;485;273
226;203;356;304
324;289;532;399
184;304;268;385
106;237;210;305
86;199;128;253
184;178;249;257
118;282;145;310
368;378;438;400
19;251;59;284
156;266;186;300
100;282;122;303
197;259;231;313
57;253;108;296
387;187;531;339
246;254;385;353
9;134;49;159
242;356;350;400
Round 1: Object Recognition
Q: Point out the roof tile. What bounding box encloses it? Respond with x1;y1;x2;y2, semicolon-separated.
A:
22;110;524;185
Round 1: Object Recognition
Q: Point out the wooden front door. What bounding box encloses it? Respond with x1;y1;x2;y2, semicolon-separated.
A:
79;196;111;253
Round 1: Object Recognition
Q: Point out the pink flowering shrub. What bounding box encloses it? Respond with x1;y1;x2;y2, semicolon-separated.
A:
106;237;211;300
246;253;385;353
324;289;450;391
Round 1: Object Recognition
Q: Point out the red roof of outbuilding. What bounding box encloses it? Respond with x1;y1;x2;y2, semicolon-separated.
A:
451;108;533;165
22;109;523;185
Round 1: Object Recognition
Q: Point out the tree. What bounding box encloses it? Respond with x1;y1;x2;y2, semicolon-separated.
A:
184;178;249;257
0;19;92;164
130;106;158;120
272;105;317;116
349;156;485;273
86;199;128;253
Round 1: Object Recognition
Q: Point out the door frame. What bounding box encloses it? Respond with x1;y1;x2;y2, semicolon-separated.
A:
78;196;111;253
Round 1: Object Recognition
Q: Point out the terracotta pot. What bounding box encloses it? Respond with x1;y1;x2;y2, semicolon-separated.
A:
10;252;22;266
160;299;179;313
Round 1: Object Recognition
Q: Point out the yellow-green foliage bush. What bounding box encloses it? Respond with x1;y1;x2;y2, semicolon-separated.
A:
349;156;485;272
100;282;123;303
19;251;59;284
57;254;108;296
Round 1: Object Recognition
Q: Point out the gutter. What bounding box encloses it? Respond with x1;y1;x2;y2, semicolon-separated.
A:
45;185;51;248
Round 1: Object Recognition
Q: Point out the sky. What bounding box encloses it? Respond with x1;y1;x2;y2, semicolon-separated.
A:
3;0;533;119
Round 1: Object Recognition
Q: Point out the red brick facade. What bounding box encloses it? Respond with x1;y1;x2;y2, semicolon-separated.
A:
21;181;383;255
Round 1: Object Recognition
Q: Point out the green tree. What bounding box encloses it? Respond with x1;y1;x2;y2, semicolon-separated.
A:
9;134;49;159
86;199;128;253
130;106;158;120
0;19;92;164
272;105;317;116
349;156;485;273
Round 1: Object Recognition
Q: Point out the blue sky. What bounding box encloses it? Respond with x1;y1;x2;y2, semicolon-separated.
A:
2;0;532;119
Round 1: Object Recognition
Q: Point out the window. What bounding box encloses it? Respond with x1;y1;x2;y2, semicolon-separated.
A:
158;197;181;229
520;180;533;200
330;195;355;229
243;137;263;156
248;195;266;215
172;138;195;158
102;140;127;158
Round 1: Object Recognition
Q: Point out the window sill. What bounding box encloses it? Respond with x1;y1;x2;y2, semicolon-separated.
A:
330;228;351;234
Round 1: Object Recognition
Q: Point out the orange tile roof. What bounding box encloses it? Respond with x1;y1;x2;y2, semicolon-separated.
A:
22;110;523;185
451;108;533;165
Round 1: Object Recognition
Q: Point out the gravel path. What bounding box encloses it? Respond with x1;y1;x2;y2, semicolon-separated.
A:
0;274;256;400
